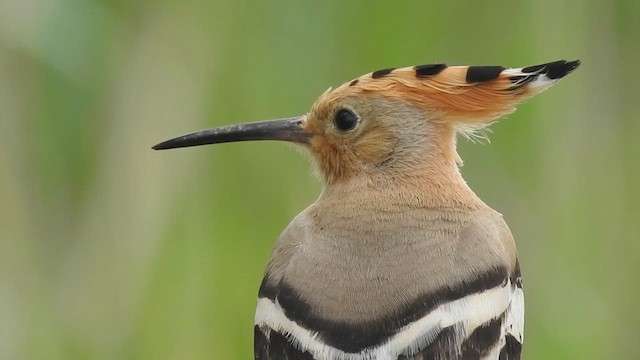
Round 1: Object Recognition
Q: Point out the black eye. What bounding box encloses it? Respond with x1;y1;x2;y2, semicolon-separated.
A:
334;108;358;132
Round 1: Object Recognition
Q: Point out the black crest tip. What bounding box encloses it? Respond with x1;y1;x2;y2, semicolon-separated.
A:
522;59;581;79
546;59;581;79
371;67;396;79
465;66;505;83
414;64;447;77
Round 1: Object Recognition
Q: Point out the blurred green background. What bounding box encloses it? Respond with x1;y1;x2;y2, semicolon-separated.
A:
1;0;638;359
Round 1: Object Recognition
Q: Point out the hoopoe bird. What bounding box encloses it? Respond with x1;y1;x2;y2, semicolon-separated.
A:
154;60;580;360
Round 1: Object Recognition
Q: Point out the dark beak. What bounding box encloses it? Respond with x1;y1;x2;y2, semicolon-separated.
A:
152;116;309;150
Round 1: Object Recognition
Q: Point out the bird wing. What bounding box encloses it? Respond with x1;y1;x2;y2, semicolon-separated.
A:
254;210;523;360
255;277;522;360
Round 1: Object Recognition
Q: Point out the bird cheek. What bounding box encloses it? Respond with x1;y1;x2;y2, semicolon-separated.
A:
307;136;360;183
354;128;398;167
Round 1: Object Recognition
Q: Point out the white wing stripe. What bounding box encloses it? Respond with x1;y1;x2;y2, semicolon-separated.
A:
505;285;524;343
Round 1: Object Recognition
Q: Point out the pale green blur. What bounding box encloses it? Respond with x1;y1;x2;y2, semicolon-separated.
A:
1;1;638;359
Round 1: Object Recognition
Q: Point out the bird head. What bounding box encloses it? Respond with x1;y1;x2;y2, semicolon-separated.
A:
154;60;580;185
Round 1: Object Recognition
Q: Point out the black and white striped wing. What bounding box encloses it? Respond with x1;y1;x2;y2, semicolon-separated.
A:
500;272;524;360
254;267;524;360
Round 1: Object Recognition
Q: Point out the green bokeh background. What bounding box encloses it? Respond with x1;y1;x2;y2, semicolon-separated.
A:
1;1;639;359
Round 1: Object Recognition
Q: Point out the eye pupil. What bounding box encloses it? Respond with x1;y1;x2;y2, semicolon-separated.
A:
334;109;358;131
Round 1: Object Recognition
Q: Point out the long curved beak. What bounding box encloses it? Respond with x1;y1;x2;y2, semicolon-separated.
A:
152;116;309;150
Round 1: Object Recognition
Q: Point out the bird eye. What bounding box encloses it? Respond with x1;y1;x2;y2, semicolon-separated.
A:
333;108;359;132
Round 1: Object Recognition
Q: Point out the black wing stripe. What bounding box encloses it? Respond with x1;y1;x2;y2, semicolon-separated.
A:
255;325;315;360
460;314;504;358
254;325;270;360
499;334;523;360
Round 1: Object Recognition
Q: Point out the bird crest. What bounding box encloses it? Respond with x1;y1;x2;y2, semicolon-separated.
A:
313;60;580;133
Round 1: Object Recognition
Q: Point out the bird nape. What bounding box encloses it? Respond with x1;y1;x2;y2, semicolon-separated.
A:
154;60;580;360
